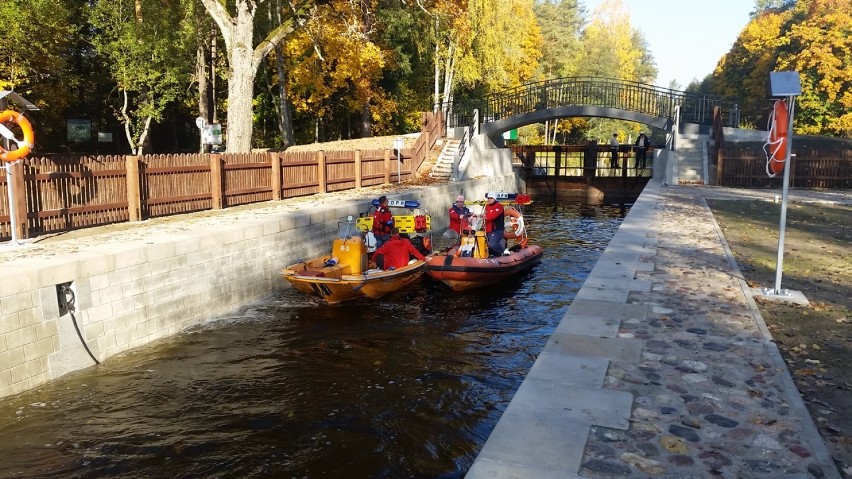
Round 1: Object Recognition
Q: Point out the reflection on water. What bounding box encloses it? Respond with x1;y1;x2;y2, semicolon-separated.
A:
0;202;626;478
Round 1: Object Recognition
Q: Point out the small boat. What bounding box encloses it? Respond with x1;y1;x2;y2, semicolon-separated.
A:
425;192;543;291
282;199;432;304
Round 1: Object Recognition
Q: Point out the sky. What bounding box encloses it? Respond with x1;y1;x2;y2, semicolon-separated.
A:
581;0;755;88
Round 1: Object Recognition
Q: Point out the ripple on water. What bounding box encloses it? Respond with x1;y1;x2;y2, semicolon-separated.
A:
0;201;627;478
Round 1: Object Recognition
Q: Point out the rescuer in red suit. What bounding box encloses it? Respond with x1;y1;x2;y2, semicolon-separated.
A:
483;192;506;256
374;228;425;270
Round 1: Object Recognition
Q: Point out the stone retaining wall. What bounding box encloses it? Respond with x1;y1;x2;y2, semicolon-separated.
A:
0;175;517;399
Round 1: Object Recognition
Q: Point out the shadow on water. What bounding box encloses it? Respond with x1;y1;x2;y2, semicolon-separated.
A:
0;202;627;479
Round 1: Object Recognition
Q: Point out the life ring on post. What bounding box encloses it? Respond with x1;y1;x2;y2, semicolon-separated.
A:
766;100;788;176
0;110;35;162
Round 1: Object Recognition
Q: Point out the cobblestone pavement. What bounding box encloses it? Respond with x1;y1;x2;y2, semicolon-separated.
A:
579;185;848;479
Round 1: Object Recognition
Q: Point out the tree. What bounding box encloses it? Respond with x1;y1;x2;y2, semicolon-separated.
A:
0;0;76;146
198;0;305;152
89;0;195;154
534;0;585;79
775;0;852;136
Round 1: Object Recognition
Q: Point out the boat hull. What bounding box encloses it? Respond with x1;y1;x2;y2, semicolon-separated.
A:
424;244;544;291
282;259;425;304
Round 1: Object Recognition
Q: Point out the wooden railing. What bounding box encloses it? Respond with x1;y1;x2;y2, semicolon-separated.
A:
0;113;445;241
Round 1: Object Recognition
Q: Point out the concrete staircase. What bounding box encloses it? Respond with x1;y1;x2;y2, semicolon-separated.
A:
675;134;708;184
429;138;461;180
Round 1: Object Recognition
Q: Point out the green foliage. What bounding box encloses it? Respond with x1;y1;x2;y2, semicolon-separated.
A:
88;0;195;152
534;0;584;78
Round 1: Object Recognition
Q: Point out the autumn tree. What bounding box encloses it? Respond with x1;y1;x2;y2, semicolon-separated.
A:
775;0;852;136
578;0;655;83
715;0;851;137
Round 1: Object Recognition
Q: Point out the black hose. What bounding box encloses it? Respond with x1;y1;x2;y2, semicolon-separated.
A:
61;286;100;365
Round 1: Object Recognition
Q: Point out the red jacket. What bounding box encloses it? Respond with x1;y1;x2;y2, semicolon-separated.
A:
374;235;425;269
483;201;505;233
448;204;471;233
372;207;394;235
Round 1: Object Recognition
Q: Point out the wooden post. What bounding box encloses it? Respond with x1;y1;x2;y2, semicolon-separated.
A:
317;151;327;194
354;150;362;189
10;162;28;239
125;155;142;221
270;152;282;200
384;149;391;184
210;154;224;209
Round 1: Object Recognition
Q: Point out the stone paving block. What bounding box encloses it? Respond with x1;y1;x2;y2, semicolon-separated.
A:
507;377;633;430
526;351;608;388
466;456;584;479
545;332;643;362
574;285;629;302
557;300;648;337
473;411;591;475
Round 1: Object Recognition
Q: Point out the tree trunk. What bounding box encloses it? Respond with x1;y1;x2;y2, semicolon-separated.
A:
199;0;294;153
197;42;211;153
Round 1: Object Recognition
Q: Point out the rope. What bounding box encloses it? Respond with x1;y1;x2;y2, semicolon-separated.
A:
60;285;101;365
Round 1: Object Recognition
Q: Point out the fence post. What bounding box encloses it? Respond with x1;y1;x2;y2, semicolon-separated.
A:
354;150;362;189
125;155;142;221
317;151;327;194
10;162;28;239
270;152;282;200
210;154;224;209
384;149;391;184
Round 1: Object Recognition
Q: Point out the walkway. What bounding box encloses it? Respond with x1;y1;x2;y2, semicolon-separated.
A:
467;180;848;478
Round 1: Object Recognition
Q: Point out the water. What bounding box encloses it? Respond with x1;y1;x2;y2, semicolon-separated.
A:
0;202;627;479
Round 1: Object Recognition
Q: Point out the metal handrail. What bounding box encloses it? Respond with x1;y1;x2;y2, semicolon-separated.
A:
443;76;740;130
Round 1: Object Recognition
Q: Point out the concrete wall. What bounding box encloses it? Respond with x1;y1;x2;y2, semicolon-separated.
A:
459;134;515;180
0;176;517;400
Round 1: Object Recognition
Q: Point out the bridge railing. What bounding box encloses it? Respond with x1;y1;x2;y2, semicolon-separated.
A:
443;76;740;130
510;144;654;179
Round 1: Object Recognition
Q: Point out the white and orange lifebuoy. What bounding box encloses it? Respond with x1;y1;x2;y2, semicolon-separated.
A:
503;207;527;247
766;100;788;176
0;110;35;162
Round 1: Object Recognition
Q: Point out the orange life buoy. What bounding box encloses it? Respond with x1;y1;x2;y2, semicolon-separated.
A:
0;110;35;162
503;207;527;246
767;100;788;175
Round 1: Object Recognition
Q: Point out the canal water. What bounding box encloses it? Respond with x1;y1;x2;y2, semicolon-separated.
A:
0;202;627;479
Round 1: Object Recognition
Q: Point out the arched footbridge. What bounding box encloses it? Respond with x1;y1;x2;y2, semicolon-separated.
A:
448;76;741;145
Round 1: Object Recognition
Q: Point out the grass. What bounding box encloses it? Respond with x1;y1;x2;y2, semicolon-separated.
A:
708;199;852;476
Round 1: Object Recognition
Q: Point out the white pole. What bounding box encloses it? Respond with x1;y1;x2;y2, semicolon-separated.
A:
4;164;19;244
773;95;796;294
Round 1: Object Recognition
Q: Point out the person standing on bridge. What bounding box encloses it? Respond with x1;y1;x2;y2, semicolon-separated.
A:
609;133;620;168
635;132;650;169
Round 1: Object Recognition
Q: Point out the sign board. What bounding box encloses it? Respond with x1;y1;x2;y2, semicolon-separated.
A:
201;123;222;145
502;129;518;140
67;119;92;142
769;71;802;97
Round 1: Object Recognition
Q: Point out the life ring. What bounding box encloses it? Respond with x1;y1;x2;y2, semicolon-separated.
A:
766;100;788;175
0;110;35;162
503;207;525;239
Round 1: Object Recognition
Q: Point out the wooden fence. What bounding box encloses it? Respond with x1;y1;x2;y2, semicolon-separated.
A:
716;144;852;189
0;112;445;241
